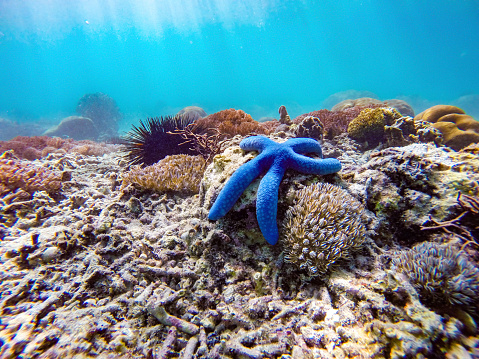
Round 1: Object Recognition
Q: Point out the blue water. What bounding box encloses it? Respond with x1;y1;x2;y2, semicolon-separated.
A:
0;0;478;133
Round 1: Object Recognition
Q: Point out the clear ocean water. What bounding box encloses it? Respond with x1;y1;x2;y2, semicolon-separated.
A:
1;0;478;134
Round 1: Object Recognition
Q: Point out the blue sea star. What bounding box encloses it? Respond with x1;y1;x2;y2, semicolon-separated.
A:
208;135;342;245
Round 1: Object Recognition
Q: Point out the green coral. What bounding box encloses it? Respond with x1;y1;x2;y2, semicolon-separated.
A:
282;183;367;276
347;107;402;144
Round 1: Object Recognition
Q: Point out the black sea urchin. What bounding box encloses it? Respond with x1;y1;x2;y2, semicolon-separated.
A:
122;115;197;167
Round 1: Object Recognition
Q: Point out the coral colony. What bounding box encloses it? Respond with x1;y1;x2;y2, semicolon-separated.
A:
1;101;479;357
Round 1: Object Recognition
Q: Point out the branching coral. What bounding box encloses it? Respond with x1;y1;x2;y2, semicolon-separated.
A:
193;109;270;138
76;92;121;138
0;153;64;197
392;242;479;316
282;183;366;276
171;123;228;163
121;154;206;194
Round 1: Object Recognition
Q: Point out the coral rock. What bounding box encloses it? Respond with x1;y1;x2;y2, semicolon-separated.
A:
293;116;324;140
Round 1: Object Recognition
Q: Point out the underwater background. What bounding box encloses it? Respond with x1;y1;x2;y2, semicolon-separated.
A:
1;0;479;135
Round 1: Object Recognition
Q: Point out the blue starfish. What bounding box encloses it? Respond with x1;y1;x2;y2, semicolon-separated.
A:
208;135;342;245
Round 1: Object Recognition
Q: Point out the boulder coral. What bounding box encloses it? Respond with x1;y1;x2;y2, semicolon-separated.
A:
347;107;402;144
43;116;99;141
414;105;479;151
332;97;415;117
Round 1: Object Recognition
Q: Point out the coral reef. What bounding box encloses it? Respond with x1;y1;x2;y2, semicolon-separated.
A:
208;136;341;245
0;136;120;160
384;116;443;148
43;116;98;140
1;122;479;358
0;117;44;141
293;106;385;139
347;107;402;144
76;92;121;139
415;105;479;151
282;183;367;275
122;115;198;167
121;154;206;194
193;109;271;138
392;242;479;317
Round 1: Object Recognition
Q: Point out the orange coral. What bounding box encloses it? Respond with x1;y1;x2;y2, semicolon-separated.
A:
0;154;64;197
193;109;269;138
121;154;206;194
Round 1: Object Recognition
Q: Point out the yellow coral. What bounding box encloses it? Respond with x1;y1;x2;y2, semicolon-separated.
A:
347;107;402;143
282;183;366;276
121;154;206;194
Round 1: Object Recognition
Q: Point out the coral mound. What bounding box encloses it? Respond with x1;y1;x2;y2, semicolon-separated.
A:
347;107;402;144
43;116;98;141
193;109;270;138
415;105;479;151
121;154;206;194
282;183;366;276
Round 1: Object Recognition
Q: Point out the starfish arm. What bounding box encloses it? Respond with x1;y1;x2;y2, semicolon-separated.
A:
289;153;342;175
256;164;285;245
208;156;266;220
240;135;277;152
284;137;323;157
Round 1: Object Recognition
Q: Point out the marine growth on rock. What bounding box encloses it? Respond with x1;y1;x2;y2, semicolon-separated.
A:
282;183;366;276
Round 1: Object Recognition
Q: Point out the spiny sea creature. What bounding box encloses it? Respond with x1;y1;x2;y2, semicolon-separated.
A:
392;242;479;316
122;115;197;167
282;183;366;276
208;135;342;245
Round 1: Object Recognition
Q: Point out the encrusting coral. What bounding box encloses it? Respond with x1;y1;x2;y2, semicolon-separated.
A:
347;107;402;144
392;242;479;317
282;183;367;276
0;152;64;197
121;154;206;194
414;105;479;151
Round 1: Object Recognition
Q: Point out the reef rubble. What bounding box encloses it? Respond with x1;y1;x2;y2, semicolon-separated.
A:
0;132;478;358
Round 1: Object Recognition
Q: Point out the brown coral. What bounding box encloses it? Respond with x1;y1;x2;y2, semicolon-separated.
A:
121;154;206;194
282;183;366;276
293;116;324;140
415;105;479;151
0;154;64;197
193;109;270;138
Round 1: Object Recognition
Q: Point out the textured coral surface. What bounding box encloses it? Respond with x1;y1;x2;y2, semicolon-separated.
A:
0;132;478;358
